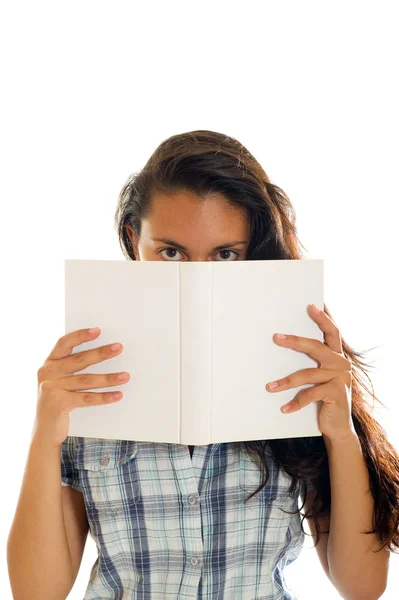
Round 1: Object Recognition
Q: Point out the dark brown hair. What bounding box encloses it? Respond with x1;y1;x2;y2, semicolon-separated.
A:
114;129;399;553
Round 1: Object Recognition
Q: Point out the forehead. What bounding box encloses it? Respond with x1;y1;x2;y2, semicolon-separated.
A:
144;190;249;237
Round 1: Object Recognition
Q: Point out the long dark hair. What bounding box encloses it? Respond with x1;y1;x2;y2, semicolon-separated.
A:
114;129;399;553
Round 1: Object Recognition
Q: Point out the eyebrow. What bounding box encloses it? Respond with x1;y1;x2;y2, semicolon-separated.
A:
151;237;248;252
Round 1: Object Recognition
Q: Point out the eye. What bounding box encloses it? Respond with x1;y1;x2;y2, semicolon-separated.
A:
160;248;183;261
215;250;239;261
159;247;240;261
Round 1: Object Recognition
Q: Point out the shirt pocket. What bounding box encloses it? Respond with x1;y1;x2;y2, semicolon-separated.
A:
74;438;140;517
239;447;295;509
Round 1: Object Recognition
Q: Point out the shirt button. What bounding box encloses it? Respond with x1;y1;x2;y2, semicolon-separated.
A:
188;495;197;506
100;455;110;466
190;557;198;566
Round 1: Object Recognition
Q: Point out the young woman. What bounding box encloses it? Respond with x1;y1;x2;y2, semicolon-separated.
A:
8;130;399;599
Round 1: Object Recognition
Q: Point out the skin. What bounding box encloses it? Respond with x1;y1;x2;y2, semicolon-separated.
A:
126;189;251;457
126;189;251;263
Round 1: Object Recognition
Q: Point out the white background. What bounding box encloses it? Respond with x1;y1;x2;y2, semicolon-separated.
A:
1;1;398;598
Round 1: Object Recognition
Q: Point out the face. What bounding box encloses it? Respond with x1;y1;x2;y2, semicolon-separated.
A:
126;190;250;262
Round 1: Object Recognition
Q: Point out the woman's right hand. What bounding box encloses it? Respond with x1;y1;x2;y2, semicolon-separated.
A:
33;328;129;447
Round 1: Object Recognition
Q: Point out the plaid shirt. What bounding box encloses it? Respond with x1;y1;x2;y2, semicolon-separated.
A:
61;436;310;599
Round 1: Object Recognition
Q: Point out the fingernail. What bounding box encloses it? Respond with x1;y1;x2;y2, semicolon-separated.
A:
89;327;100;334
275;334;287;340
111;343;122;351
117;372;129;380
268;381;279;389
281;404;291;413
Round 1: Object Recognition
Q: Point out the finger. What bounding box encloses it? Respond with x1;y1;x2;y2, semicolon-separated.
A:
266;367;336;392
41;380;124;413
40;336;124;381
60;370;130;392
45;327;102;361
273;332;348;369
75;389;125;408
281;380;340;413
59;341;124;376
307;304;343;354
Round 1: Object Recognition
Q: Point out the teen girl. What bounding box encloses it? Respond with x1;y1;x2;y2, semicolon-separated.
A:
8;130;399;599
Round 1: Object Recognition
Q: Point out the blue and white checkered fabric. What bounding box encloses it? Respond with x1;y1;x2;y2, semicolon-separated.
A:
61;436;310;599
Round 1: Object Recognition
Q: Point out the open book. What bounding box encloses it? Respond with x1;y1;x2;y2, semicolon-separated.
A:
65;259;324;444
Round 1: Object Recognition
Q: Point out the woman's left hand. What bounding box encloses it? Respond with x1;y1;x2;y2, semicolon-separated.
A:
266;304;355;442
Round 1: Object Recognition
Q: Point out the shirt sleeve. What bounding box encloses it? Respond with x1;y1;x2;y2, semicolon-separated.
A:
60;435;82;492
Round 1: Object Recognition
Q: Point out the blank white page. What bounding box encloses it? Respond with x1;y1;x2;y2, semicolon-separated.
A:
210;259;324;443
65;259;180;443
